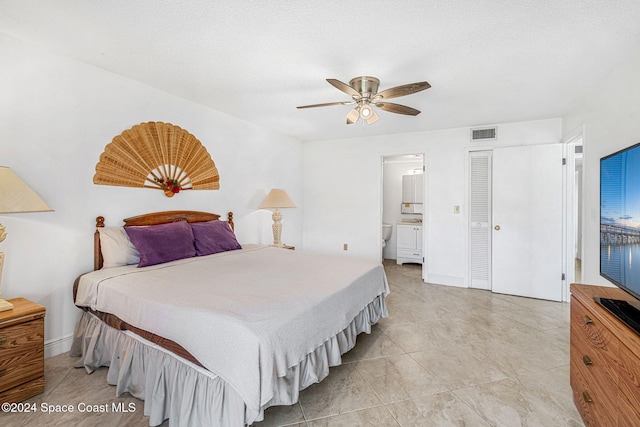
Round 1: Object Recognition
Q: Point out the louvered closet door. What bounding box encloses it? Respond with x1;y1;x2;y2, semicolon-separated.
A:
469;151;492;290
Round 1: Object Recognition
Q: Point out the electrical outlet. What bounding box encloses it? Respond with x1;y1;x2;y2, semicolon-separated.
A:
343;243;348;251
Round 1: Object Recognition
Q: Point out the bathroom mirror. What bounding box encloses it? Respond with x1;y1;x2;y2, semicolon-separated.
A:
401;174;423;214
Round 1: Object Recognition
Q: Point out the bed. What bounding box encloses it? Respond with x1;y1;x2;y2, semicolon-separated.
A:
71;210;389;426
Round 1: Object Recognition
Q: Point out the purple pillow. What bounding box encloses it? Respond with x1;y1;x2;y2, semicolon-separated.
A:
125;221;196;267
191;221;242;256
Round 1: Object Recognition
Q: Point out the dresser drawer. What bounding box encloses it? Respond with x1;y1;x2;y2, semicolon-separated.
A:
570;321;619;385
570;296;619;426
571;299;619;381
0;318;44;394
619;343;640;409
618;392;640;427
571;351;617;426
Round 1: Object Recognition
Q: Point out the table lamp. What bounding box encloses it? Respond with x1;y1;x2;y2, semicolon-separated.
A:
260;189;296;247
0;167;53;311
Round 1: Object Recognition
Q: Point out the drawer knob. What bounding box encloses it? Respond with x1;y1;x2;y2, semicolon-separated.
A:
0;368;6;378
582;391;593;404
583;355;593;366
0;337;6;347
583;315;593;324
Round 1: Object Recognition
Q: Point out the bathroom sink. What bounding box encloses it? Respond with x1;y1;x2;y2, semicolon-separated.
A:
398;219;422;224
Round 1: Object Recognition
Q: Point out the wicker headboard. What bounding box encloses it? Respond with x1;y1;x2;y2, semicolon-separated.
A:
94;210;234;270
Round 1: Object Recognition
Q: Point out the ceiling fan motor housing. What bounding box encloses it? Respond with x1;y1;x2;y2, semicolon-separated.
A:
349;76;380;98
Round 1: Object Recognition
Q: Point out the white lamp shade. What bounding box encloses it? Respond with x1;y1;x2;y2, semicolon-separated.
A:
260;189;296;209
0;167;52;311
0;167;52;214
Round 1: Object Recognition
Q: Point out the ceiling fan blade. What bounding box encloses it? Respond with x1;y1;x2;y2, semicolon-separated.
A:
327;79;361;98
346;107;360;124
375;102;421;116
297;101;354;109
374;81;431;100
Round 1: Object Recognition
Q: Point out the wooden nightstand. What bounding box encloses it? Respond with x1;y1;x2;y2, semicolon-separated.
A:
0;298;46;404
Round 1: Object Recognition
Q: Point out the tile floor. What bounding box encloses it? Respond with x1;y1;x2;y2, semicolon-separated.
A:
2;260;583;426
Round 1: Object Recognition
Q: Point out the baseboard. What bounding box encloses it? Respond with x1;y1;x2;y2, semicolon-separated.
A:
45;334;74;358
424;273;465;288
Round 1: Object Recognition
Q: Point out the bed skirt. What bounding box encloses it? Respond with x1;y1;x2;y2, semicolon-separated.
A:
70;293;388;426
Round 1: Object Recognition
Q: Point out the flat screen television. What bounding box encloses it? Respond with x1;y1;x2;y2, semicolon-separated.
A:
600;141;640;335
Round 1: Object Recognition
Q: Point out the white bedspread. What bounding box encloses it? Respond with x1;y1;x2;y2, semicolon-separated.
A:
75;245;389;423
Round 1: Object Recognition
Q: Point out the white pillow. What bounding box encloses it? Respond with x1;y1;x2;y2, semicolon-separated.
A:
98;227;140;268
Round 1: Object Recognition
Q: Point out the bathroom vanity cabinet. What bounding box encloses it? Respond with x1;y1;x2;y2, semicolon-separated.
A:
396;224;423;265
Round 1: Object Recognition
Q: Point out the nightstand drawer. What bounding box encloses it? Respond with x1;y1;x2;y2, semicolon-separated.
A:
0;298;46;403
0;317;44;394
0;345;44;393
0;317;44;357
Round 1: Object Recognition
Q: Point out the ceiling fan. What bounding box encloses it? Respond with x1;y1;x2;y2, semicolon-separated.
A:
297;76;431;125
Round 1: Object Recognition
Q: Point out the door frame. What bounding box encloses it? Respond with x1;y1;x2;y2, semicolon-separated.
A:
562;125;585;301
380;152;427;280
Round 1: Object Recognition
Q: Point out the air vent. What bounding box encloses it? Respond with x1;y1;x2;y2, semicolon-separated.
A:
471;127;497;141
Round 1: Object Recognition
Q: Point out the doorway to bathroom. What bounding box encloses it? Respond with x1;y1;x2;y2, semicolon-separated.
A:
382;153;425;277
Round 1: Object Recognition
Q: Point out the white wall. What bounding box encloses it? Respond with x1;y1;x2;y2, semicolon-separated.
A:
303;118;562;287
563;46;640;286
0;34;304;356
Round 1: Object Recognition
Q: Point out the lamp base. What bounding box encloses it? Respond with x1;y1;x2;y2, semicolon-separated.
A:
0;251;10;311
271;209;284;247
0;298;13;312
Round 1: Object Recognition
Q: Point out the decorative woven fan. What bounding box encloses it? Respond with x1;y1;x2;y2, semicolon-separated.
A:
93;122;220;197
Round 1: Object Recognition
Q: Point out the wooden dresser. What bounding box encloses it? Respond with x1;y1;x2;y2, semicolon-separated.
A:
0;298;46;404
570;284;640;426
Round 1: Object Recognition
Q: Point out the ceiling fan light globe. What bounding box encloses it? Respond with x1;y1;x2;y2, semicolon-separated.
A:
360;105;372;118
366;108;379;124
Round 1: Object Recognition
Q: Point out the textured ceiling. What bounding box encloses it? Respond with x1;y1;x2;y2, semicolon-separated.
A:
2;0;640;142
